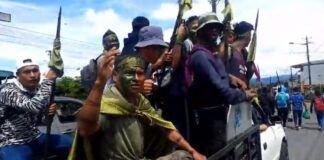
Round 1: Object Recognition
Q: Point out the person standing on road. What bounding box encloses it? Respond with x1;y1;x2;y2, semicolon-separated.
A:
290;87;307;130
310;90;324;131
275;87;290;127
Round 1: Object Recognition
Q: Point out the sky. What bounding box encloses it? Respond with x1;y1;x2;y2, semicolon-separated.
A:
0;0;324;78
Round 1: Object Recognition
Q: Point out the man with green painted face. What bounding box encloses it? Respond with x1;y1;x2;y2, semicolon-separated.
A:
74;52;206;160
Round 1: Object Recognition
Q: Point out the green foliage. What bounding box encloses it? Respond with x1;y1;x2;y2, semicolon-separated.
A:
55;77;87;100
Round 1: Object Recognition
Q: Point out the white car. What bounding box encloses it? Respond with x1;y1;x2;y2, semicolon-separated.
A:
260;116;289;160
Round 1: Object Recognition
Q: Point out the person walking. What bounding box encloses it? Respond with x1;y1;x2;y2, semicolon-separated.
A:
290;87;307;130
275;87;290;127
310;90;324;131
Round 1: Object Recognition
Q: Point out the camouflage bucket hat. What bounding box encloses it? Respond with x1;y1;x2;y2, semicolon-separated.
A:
102;29;120;50
196;12;224;32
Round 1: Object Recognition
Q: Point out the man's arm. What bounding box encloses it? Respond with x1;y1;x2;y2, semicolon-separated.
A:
165;129;206;160
0;71;57;114
171;23;186;70
190;52;255;104
77;48;119;137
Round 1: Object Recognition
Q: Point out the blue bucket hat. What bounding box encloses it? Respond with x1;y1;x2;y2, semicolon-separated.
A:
135;26;168;48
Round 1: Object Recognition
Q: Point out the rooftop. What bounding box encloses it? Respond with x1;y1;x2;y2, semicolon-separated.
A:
291;59;324;68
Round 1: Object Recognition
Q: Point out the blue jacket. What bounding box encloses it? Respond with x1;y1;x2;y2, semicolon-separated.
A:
290;93;304;110
188;46;248;108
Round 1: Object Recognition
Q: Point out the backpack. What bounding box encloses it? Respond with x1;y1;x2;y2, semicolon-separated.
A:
314;96;324;111
80;53;104;93
276;92;287;107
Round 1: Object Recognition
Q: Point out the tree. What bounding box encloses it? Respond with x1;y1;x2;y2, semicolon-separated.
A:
56;77;87;100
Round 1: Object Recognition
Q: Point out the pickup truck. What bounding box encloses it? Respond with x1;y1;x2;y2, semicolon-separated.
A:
207;103;289;160
1;71;288;160
38;98;289;160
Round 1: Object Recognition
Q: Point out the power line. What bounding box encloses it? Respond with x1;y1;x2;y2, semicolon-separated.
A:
0;39;97;60
0;23;99;46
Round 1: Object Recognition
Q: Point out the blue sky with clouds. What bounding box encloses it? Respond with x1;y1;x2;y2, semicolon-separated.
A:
1;0;324;78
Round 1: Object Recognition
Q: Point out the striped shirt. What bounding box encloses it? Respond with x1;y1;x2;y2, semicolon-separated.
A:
0;79;53;147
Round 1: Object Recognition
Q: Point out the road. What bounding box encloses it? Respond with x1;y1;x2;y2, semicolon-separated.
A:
285;111;324;160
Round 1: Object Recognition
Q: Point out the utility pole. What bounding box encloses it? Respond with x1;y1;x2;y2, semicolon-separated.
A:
289;36;312;86
305;36;312;86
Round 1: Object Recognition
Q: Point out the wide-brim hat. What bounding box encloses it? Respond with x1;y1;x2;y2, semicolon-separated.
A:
135;26;168;48
196;12;224;32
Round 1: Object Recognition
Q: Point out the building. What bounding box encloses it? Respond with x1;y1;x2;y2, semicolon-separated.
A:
291;60;324;85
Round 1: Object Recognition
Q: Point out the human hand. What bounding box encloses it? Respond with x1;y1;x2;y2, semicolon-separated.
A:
46;70;58;80
48;103;57;116
165;51;173;63
97;47;120;83
245;89;257;100
176;23;187;42
192;151;207;160
230;75;247;90
259;124;268;131
142;79;154;95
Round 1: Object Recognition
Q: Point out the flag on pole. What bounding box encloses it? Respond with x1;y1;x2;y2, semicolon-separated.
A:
48;6;64;77
222;0;233;23
179;0;192;12
247;9;259;62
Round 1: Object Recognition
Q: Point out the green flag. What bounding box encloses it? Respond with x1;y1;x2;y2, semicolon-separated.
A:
179;0;192;12
222;0;233;23
169;0;192;48
48;7;64;77
247;9;259;62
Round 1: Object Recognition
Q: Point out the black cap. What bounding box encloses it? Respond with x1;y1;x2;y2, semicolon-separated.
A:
233;21;253;36
132;16;150;30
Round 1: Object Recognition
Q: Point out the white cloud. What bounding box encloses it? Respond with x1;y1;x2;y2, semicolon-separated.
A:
151;3;178;21
0;2;134;77
1;0;324;79
84;8;131;40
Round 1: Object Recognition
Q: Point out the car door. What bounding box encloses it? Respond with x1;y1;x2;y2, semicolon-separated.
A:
261;123;286;160
38;97;83;136
260;125;278;160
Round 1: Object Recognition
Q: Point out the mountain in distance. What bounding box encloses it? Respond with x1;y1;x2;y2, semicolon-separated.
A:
250;74;297;86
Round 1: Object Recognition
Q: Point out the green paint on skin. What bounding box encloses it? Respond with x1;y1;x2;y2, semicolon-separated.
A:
119;67;137;95
116;57;145;95
115;57;145;72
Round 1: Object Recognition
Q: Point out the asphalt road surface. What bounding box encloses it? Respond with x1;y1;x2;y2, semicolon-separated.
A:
285;111;324;160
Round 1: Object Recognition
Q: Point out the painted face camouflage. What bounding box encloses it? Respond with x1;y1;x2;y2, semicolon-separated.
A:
115;56;145;73
115;56;146;95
